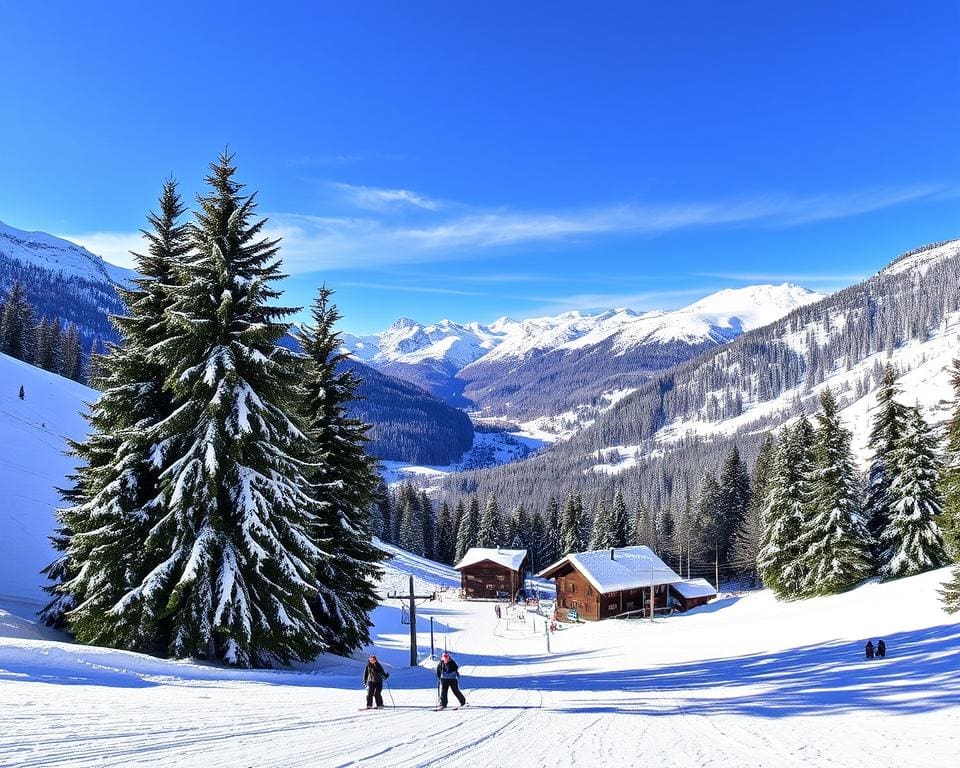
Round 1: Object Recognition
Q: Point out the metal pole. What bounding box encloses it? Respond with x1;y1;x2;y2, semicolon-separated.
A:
409;575;417;667
430;616;435;660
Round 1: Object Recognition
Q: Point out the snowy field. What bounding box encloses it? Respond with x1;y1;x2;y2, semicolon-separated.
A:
2;552;957;767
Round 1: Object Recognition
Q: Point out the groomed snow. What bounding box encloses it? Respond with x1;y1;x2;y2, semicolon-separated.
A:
1;557;957;768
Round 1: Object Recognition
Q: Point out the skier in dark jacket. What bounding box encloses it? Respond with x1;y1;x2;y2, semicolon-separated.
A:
436;652;467;709
864;640;875;660
877;639;886;658
363;655;390;708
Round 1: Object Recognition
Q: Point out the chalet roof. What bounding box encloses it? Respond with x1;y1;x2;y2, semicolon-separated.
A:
671;578;717;599
454;547;528;572
537;546;681;594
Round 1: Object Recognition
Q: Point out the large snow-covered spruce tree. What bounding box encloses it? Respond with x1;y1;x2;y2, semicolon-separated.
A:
455;496;480;561
42;180;190;649
588;496;615;549
864;364;908;559
798;389;872;596
477;495;505;548
134;155;330;666
295;286;384;655
940;356;960;561
880;406;949;580
758;416;814;598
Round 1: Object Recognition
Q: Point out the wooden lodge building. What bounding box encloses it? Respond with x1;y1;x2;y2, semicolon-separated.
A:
669;578;717;612
539;546;708;621
454;548;529;600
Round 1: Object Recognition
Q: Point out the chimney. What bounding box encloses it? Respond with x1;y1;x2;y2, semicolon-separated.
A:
610;548;615;560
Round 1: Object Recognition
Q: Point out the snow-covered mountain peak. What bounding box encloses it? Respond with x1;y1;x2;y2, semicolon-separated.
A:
679;283;824;326
0;220;136;285
880;239;960;278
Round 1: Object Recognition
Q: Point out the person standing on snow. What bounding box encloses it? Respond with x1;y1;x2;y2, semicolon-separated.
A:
864;641;875;660
877;639;886;658
436;651;467;709
363;654;390;708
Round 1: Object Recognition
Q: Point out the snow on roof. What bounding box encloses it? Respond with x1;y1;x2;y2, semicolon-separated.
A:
454;548;528;572
671;578;717;599
538;546;681;594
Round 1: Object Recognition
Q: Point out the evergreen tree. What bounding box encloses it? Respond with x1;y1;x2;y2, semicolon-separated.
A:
34;317;50;369
529;512;548;571
560;493;585;554
420;490;436;560
588;496;616;549
451;499;466;559
508;503;532;550
716;445;751;570
477;495;505;548
455;496;480;561
611;489;629;548
398;484;425;555
758;416;815;598
296;285;384;654
0;281;35;362
940;357;960;560
114;155;328;667
696;472;721;574
632;499;656;549
544;496;561;564
61;323;84;382
864;364;908;558
436;502;456;564
881;406;949;580
41;179;190;647
940;567;960;613
733;433;775;584
36;317;63;373
798;389;872;596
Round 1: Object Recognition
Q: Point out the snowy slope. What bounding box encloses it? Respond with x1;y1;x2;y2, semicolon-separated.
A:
0;353;93;603
0;550;956;767
0;220;136;285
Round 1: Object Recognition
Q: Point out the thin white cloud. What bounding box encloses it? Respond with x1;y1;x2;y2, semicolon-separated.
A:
698;271;867;283
59;183;946;275
330;182;441;211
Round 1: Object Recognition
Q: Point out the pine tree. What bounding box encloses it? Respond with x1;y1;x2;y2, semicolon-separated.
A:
508;503;532;550
41;179;190;646
436;502;456;564
0;281;35;362
940;567;960;613
940;357;960;561
732;433;775;585
632;499;656;549
798;389;872;596
111;155;328;667
296;285;384;655
696;472;721;575
611;489;629;548
451;499;466;559
758;417;815;598
420;490;436;560
398;484;425;555
716;445;751;571
864;364;908;559
455;496;480;561
36;317;63;373
544;496;561;565
529;512;548;571
33;317;50;369
560;493;585;554
477;495;505;548
881;406;949;580
588;496;616;549
61;323;84;382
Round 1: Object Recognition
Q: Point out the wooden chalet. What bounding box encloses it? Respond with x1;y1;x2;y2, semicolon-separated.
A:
669;578;717;611
538;546;682;621
454;548;529;600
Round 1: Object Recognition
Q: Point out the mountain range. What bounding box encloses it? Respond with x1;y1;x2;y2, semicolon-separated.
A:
341;283;824;419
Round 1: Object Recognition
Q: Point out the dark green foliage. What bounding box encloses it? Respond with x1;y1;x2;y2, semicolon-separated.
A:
0;280;35;361
733;433;775;583
436;502;456;564
716;445;751;569
611;489;629;548
420;490;436;560
477;495;505;548
940;357;960;561
508;503;532;550
560;493;585;554
940;567;960;613
61;323;84;381
544;496;561;565
588;496;616;549
455;496;480;562
529;512;548;571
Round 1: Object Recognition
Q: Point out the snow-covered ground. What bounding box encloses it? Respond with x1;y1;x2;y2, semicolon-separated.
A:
2;549;957;767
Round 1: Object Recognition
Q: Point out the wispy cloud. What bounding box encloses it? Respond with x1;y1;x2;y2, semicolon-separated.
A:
698;271;867;284
56;230;148;269
59;182;947;274
330;182;441;211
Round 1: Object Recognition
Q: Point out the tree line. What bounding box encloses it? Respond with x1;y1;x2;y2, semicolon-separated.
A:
1;280;85;382
42;154;383;668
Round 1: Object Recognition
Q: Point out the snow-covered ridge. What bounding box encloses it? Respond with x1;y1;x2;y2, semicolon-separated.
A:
342;283;825;370
0;220;136;285
880;239;960;278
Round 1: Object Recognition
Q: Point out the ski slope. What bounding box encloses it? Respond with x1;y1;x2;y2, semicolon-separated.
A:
1;551;957;767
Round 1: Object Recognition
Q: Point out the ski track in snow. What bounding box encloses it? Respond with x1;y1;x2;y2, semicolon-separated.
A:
2;564;959;767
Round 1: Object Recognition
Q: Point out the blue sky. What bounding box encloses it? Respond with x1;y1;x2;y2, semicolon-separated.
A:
1;1;958;333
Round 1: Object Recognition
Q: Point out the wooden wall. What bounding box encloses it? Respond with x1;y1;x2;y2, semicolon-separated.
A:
460;561;522;600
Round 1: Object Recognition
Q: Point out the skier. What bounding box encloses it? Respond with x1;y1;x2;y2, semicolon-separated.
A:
877;639;886;658
436;651;467;710
363;654;390;709
864;640;875;660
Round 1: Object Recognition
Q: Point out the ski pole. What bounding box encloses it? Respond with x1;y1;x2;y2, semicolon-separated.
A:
385;678;396;708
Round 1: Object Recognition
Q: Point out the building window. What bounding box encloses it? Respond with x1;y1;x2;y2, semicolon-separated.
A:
568;583;576;594
608;603;618;611
496;574;505;582
587;586;594;597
